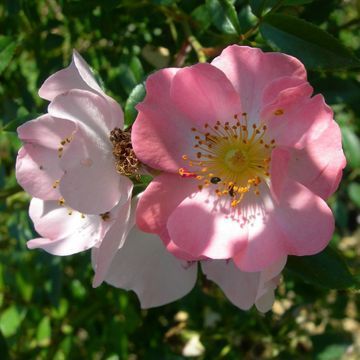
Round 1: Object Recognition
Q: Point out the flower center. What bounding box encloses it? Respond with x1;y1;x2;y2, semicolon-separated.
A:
179;113;275;207
110;128;141;178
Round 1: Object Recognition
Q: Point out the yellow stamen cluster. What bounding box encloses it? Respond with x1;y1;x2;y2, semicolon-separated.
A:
179;113;276;207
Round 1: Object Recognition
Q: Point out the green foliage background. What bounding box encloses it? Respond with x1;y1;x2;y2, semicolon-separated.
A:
1;0;360;358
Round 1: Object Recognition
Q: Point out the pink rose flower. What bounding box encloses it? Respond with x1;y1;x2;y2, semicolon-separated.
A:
95;196;287;311
133;45;346;272
16;51;133;265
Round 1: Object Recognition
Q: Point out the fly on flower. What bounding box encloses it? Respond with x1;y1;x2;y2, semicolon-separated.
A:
132;45;346;272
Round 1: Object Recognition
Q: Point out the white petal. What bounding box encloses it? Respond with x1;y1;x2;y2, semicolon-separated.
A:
92;193;133;287
102;227;198;308
201;260;260;310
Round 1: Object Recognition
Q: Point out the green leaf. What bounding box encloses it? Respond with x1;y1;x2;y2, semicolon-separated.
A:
129;56;144;83
283;0;314;5
0;306;26;338
286;246;357;290
1;113;41;133
341;126;360;169
249;0;278;17
206;0;242;35
0;36;18;75
312;333;352;360
333;199;349;231
124;83;146;129
192;4;212;33
348;183;360;208
260;14;360;70
0;330;9;360
36;316;52;347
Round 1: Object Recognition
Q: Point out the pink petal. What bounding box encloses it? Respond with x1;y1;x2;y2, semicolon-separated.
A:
27;198;111;255
255;256;287;312
232;185;288;272
132;68;195;173
17;114;76;150
170;63;242;126
286;120;346;199
211;45;306;120
167;187;248;259
270;148;335;256
39;50;124;128
211;45;306;121
261;76;309;106
255;290;275;313
92;193;133;287
48;90;130;214
59;134;133;214
265;93;333;148
201;260;260;310
136;173;197;235
100;227;198;308
16;145;62;200
16;115;76;200
48;89;118;140
39;50;102;100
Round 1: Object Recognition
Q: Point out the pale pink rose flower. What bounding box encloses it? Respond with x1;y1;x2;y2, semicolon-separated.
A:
16;51;133;257
94;197;286;311
132;45;346;272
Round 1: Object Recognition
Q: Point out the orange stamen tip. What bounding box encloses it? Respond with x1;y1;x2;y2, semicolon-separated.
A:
274;109;284;116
